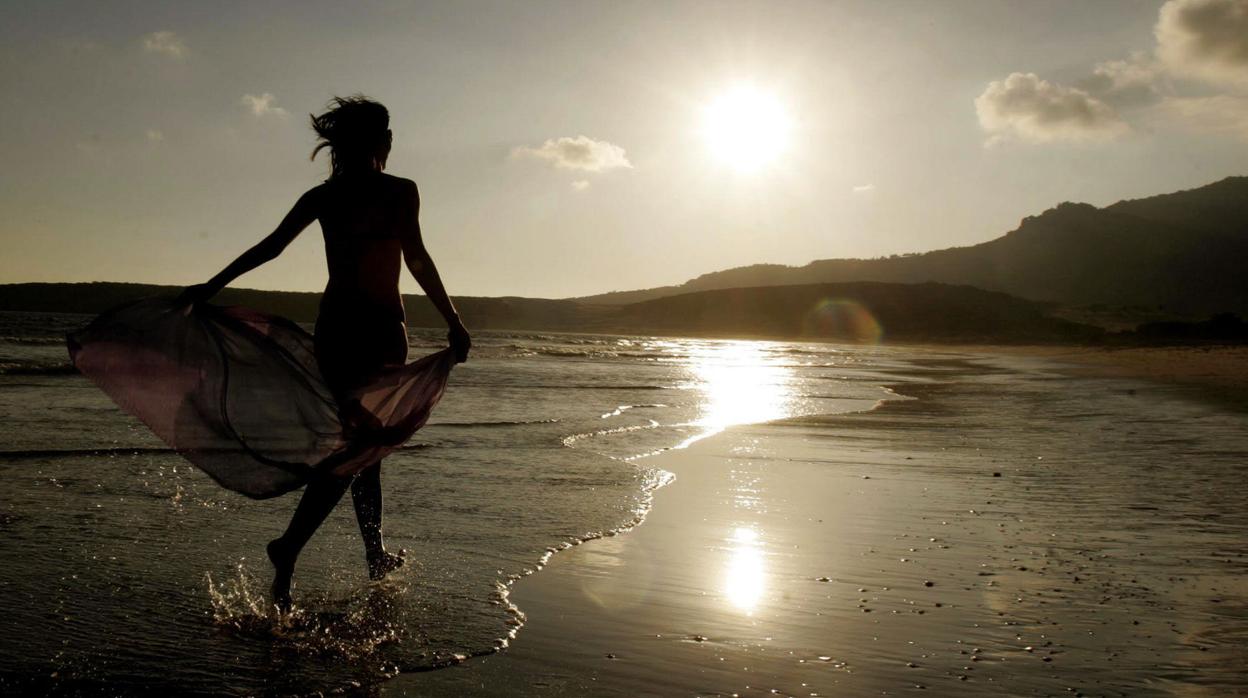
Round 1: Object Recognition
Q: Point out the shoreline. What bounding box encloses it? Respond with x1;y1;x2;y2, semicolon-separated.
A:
388;350;1248;696
946;343;1248;406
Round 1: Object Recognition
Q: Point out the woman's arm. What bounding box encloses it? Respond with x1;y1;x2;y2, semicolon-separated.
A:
178;189;319;304
398;180;471;362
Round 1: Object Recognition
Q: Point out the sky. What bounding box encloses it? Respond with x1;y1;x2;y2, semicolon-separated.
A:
1;0;1246;299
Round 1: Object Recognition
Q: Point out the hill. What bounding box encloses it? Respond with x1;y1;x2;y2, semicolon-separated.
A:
576;177;1248;316
0;281;1100;344
592;282;1100;344
0;282;596;332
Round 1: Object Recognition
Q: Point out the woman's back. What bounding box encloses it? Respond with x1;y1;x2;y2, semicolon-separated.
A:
315;172;417;320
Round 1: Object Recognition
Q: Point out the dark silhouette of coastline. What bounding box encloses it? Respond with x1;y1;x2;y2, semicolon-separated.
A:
0;281;593;331
576;176;1248;318
9;279;1244;346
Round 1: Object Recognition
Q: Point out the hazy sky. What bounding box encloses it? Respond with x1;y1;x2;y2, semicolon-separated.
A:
2;0;1246;298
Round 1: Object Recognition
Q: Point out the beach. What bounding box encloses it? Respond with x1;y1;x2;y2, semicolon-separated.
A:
3;316;1247;696
397;353;1248;697
988;345;1248;406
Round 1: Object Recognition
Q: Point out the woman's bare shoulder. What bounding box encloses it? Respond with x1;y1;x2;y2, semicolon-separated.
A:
380;173;418;193
299;182;332;203
291;183;331;217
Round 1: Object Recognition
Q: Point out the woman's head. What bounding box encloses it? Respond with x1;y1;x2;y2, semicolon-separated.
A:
310;95;392;178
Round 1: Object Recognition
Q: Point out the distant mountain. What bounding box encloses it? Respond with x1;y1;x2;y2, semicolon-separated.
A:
0;282;596;332
592;282;1100;344
576;177;1248;316
0;280;1100;344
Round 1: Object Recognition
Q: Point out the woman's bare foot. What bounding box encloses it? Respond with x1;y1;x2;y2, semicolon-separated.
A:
367;548;406;581
267;538;295;612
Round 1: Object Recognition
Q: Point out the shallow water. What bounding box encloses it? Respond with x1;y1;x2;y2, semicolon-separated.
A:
407;353;1248;697
0;310;906;695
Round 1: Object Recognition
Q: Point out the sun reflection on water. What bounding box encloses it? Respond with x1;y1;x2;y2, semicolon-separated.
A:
724;526;766;613
683;341;798;442
677;341;794;614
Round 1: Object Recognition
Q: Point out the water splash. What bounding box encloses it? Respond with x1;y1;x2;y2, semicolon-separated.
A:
205;562;410;664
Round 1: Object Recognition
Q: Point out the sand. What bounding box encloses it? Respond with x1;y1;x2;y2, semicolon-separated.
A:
959;344;1248;406
389;354;1248;697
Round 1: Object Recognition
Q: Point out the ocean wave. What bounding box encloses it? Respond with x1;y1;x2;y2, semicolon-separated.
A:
432;419;561;428
615;351;676;360
457;382;674;391
600;404;668;418
561;420;663;447
0;447;176;459
0;363;78;376
798;393;881;400
553;384;672;391
0;443;434;461
532;347;684;361
0;335;68;346
462;331;577;343
533;348;619;358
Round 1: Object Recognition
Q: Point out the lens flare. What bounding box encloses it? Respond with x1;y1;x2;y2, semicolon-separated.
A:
803;299;883;343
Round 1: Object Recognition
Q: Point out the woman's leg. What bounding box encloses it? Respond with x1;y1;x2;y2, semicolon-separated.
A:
268;474;352;610
351;462;385;558
350;461;405;579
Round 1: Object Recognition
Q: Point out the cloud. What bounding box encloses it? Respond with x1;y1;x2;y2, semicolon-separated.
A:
976;1;1247;145
142;31;187;59
1156;0;1248;88
571;180;591;191
852;183;875;193
240;93;288;118
1080;52;1167;107
975;72;1129;144
511;135;632;172
1161;94;1248;139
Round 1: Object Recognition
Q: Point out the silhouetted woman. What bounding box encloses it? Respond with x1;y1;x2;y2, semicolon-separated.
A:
179;96;471;610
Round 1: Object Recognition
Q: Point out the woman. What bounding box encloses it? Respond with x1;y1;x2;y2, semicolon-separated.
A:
178;95;471;610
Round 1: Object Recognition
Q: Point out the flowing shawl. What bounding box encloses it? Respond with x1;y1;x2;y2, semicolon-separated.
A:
67;297;454;499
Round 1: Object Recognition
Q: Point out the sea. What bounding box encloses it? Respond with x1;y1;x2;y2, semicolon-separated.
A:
2;308;1246;696
0;308;908;696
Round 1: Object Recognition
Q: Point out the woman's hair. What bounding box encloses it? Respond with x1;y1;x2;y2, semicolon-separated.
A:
310;95;390;178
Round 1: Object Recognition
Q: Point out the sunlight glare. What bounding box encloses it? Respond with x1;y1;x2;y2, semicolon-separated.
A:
687;341;795;435
701;86;792;173
724;526;766;613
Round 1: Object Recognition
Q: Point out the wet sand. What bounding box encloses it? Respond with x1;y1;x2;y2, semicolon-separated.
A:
961;344;1248;406
392;357;1248;697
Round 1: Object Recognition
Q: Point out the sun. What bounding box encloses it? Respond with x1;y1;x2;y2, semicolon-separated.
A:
701;86;792;173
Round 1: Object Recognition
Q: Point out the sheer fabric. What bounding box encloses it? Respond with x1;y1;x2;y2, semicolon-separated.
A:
67;297;453;499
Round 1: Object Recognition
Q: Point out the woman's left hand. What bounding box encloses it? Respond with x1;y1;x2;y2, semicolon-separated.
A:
448;323;471;364
176;283;217;307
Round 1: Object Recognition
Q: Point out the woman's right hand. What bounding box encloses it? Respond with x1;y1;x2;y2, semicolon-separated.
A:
448;323;471;364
